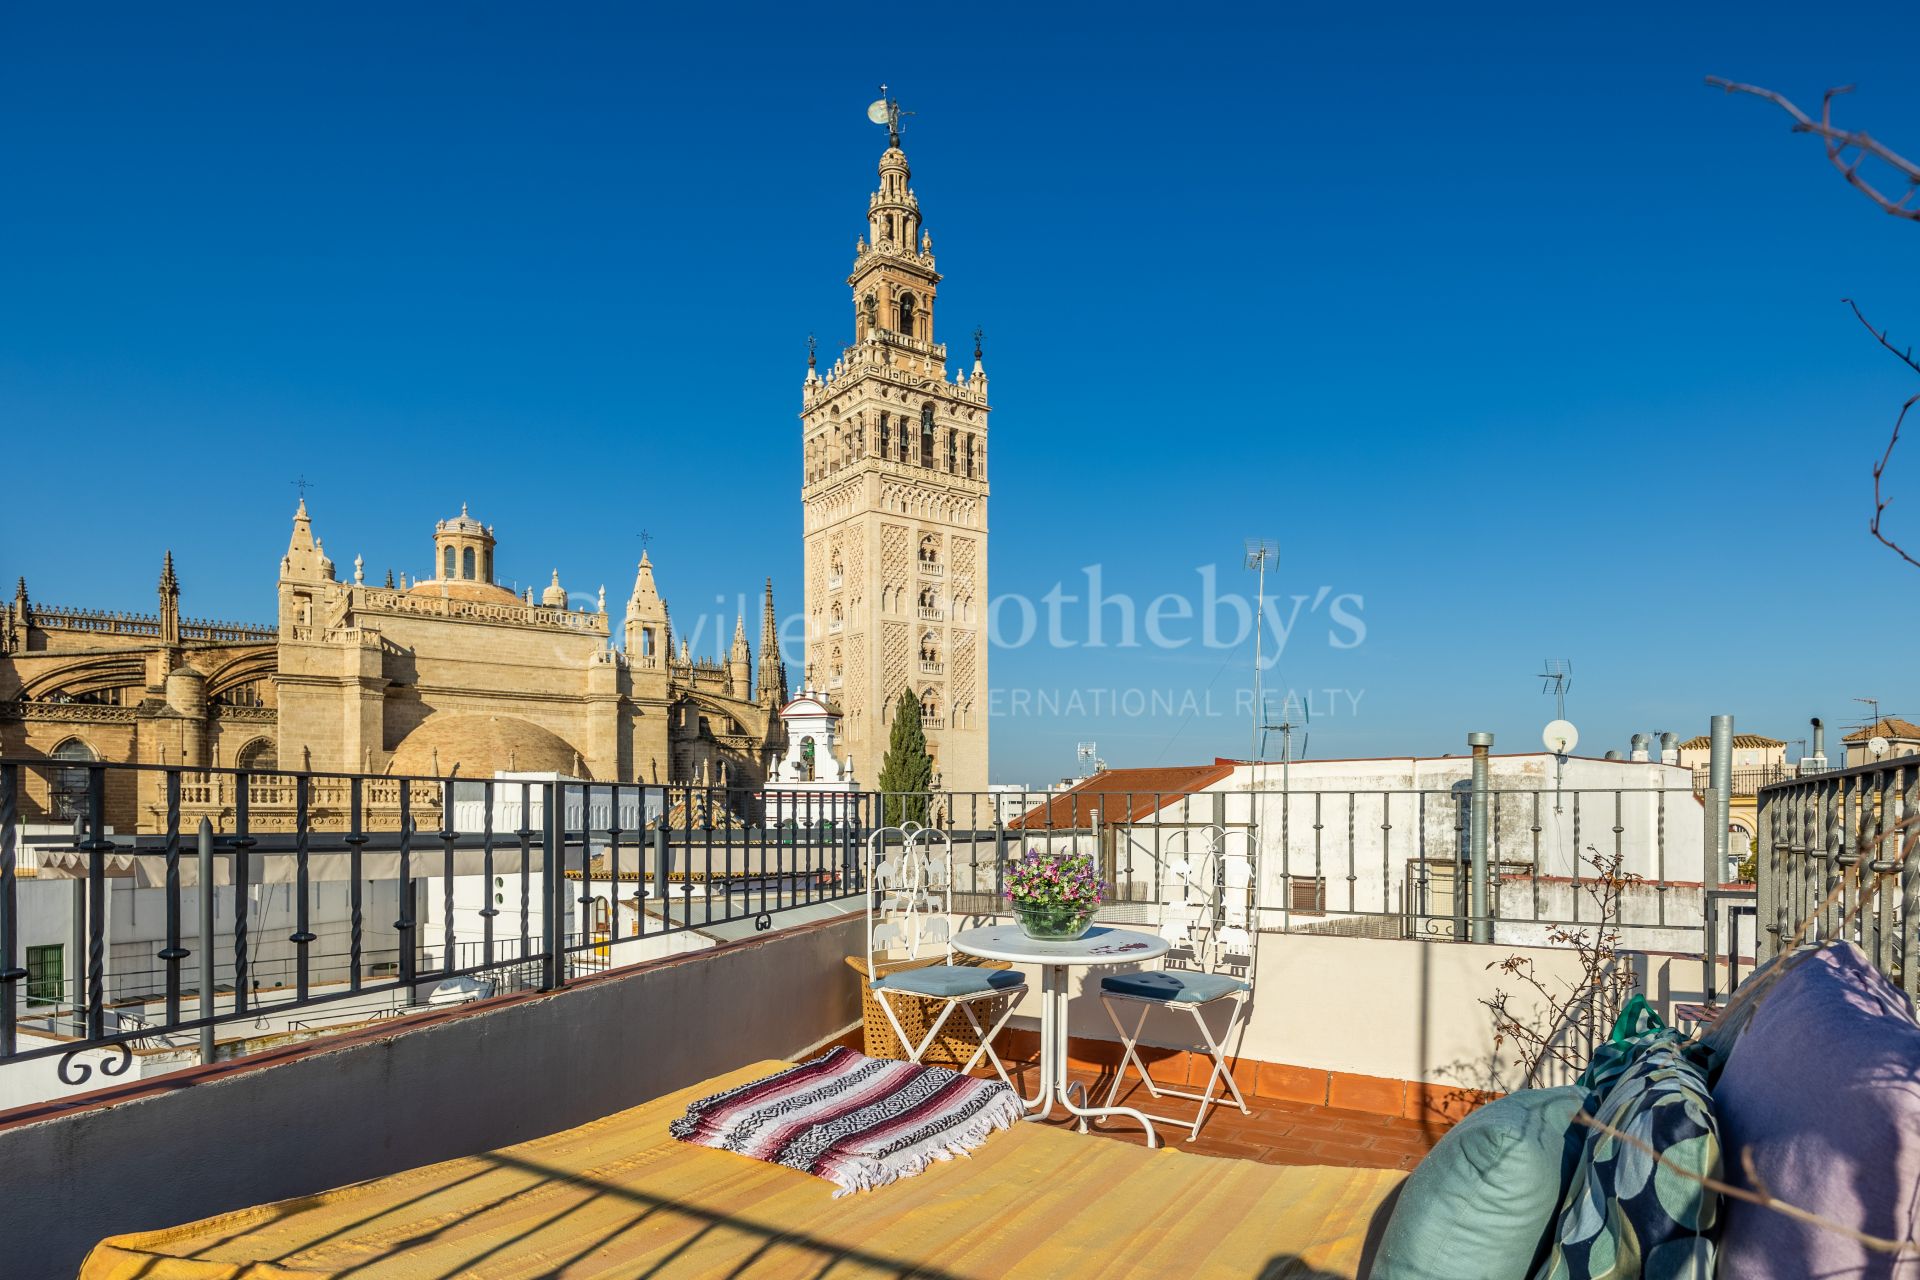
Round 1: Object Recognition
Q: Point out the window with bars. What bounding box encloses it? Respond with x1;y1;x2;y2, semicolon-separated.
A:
26;944;63;1006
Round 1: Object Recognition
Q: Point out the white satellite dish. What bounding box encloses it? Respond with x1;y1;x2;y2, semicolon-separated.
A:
867;98;891;125
1543;719;1579;755
1870;734;1891;759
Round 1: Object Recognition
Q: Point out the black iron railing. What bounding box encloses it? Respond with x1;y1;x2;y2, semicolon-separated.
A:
1754;753;1919;998
0;759;876;1081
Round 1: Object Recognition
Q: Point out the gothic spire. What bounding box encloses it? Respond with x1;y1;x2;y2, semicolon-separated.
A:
158;550;181;647
758;577;787;707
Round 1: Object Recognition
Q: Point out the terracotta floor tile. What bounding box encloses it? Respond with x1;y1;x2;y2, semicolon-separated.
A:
970;1059;1445;1169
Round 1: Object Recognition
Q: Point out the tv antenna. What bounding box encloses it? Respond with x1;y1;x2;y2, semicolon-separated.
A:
1245;539;1278;762
1538;659;1573;721
1076;741;1100;777
1538;659;1576;811
1261;691;1310;773
1854;695;1883;736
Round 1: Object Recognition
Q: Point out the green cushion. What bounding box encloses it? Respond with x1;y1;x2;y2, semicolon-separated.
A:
872;965;1022;998
1373;1086;1587;1280
1099;970;1248;1003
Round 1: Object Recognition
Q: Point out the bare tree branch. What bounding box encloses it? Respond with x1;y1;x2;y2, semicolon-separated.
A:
1872;395;1920;571
1708;78;1920;220
1847;299;1920;378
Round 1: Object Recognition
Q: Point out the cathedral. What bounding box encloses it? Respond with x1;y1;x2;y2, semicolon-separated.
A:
0;104;993;823
0;509;787;828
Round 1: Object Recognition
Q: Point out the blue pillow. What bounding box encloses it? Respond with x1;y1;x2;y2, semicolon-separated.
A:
1372;1086;1587;1280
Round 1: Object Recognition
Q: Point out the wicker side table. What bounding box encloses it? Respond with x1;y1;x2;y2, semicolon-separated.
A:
844;953;1016;1071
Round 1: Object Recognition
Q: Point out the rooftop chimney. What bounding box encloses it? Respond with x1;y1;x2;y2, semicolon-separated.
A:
1630;732;1650;762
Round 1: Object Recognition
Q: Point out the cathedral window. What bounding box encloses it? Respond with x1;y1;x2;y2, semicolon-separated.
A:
235;738;277;772
641;627;656;658
919;535;938;565
461;548;476;580
481;549;493;583
49;737;95;820
920;403;934;464
920;688;941;724
965;434;975;479
878;413;890;458
442;546;455;580
898;292;916;337
945;429;957;473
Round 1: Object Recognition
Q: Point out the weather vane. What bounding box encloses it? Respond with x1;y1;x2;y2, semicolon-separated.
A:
807;333;817;368
291;475;313;501
972;326;983;359
638;528;654;553
867;85;910;148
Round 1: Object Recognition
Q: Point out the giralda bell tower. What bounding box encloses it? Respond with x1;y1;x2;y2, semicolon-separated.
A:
800;93;990;792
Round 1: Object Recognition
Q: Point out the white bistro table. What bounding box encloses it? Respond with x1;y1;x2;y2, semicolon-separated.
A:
953;923;1171;1146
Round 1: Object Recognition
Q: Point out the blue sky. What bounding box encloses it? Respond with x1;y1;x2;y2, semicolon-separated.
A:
4;2;1918;783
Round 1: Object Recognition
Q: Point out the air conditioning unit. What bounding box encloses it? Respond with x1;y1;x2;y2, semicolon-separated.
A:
1797;755;1829;776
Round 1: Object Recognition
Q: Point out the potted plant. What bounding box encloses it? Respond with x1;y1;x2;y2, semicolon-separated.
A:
1004;847;1106;941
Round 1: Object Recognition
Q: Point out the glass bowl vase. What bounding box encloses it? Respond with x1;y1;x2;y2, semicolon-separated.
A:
1014;902;1096;942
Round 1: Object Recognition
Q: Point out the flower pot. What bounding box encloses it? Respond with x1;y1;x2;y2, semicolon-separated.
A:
1014;903;1096;941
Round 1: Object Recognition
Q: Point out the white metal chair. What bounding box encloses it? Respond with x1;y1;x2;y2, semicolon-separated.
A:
1098;822;1255;1140
865;824;1026;1086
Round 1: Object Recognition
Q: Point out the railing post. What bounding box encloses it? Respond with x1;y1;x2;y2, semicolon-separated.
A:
541;782;560;991
1755;782;1777;963
1468;732;1493;944
653;824;671;926
197;818;216;1065
0;762;22;1058
84;768;108;1040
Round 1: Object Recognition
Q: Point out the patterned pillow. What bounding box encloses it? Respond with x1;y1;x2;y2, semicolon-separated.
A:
1537;1040;1720;1279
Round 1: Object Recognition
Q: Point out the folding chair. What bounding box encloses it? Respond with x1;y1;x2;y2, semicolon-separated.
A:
1098;822;1255;1141
865;824;1026;1086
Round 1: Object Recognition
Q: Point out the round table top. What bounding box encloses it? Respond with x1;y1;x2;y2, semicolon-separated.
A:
952;924;1170;967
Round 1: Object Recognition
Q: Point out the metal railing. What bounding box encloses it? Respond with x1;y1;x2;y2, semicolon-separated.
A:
0;764;1737;1085
1690;765;1799;796
0;759;870;1081
1754;753;1919;999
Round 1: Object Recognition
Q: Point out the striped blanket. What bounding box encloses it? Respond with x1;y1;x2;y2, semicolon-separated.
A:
670;1046;1025;1196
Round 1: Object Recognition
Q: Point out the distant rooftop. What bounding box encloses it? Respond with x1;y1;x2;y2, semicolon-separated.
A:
1678;733;1785;749
1842;718;1920;742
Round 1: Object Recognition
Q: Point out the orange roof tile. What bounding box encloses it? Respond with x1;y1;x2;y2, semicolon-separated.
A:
1009;763;1237;830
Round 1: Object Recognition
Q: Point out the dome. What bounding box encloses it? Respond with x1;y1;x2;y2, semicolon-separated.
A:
541;570;568;609
435;503;489;537
388;714;588;779
406;578;522;605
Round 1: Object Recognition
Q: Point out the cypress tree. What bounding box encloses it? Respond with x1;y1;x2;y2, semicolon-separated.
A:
877;688;933;825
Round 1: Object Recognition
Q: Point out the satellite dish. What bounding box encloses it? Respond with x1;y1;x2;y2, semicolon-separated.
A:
867;98;891;125
1543;719;1579;755
1870;734;1891;759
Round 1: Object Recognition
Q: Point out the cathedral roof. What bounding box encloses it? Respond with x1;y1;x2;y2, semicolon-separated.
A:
405;578;523;605
389;713;587;779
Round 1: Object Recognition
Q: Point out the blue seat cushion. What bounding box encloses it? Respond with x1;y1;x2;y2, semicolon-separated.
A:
1100;969;1248;1003
873;965;1024;998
